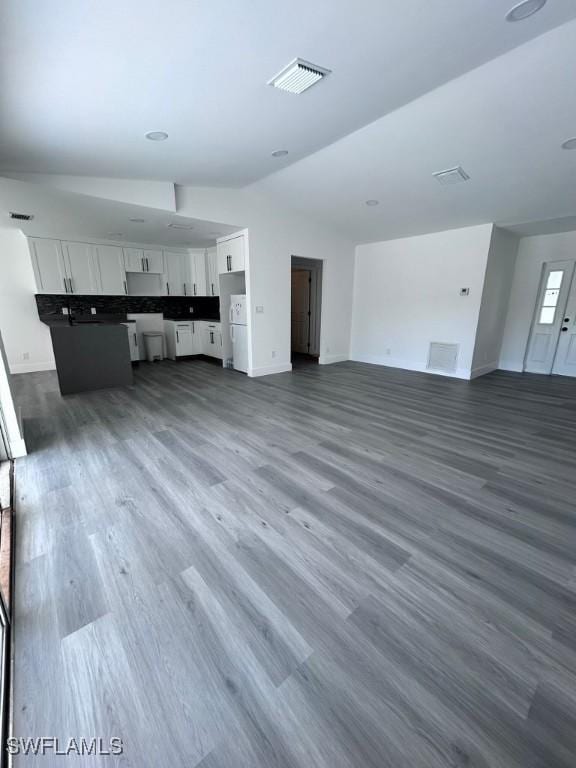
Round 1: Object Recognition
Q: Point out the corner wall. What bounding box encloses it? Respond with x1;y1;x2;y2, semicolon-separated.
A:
470;227;518;378
500;230;576;372
0;228;55;374
350;224;493;379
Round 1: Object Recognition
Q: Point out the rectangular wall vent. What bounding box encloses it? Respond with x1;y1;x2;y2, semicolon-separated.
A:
427;342;459;374
268;58;331;94
9;211;33;221
432;166;470;185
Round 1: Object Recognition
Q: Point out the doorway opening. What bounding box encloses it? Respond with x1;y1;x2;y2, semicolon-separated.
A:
291;257;323;365
524;259;576;377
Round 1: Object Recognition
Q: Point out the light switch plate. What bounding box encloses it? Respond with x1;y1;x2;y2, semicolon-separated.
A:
256;306;264;313
460;288;470;296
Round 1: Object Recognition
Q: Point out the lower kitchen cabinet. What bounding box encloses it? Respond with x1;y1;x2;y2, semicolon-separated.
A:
201;322;223;359
164;320;222;360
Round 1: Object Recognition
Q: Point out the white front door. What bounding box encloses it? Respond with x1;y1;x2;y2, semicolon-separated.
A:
525;260;576;375
552;268;576;376
291;269;311;354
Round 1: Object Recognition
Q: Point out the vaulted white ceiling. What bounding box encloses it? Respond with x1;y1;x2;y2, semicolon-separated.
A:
1;0;575;189
254;18;576;242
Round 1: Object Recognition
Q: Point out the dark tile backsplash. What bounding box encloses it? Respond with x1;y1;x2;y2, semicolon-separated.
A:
36;294;220;320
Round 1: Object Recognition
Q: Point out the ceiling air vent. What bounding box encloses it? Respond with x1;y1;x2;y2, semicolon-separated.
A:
427;343;459;374
432;166;470;186
268;58;331;94
9;211;34;221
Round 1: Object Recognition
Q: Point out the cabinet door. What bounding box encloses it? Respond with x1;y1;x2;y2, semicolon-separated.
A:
204;324;222;358
192;322;205;354
206;248;219;297
62;241;99;294
29;238;68;294
217;235;245;274
175;324;194;356
95;245;126;295
123;248;145;272
164;252;182;296
143;249;164;274
191;252;207;296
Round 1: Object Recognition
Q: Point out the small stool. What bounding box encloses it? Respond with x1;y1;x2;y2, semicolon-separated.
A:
143;332;164;362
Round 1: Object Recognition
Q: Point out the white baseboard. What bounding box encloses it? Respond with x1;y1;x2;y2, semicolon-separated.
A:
248;363;292;378
318;354;349;365
470;362;498;379
350;353;472;380
498;361;524;373
9;361;56;374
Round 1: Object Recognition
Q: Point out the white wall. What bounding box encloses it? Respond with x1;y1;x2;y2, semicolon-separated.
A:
350;224;493;379
500;230;576;372
0;333;26;457
0;228;55;374
176;186;356;376
471;227;518;377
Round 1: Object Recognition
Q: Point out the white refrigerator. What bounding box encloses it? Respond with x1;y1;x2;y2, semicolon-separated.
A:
229;294;248;373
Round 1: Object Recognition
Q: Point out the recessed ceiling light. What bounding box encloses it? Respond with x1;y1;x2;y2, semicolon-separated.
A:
433;166;470;185
167;222;194;230
268;58;331;94
505;0;546;22
145;131;168;141
561;137;576;150
129;217;146;223
271;150;289;158
365;199;379;207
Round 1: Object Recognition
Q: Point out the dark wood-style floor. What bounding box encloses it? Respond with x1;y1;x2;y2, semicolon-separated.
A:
12;361;576;767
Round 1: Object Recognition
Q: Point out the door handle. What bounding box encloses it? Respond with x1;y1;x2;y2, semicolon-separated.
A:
564;318;570;323
68;278;73;293
230;325;234;342
134;333;138;347
176;330;179;343
561;327;568;332
141;258;144;272
166;282;170;296
194;283;197;295
124;280;127;295
211;283;214;296
183;283;186;296
63;278;68;293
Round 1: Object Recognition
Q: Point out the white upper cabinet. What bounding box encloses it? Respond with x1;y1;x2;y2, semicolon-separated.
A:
190;250;207;296
94;245;126;295
164;251;191;296
217;233;245;274
206;247;219;297
144;249;164;273
61;241;99;294
124;248;164;274
29;238;68;294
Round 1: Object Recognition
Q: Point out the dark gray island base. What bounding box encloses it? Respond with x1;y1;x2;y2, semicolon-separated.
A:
49;324;133;395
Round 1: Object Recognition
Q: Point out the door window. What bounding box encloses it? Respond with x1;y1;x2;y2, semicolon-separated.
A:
538;270;564;324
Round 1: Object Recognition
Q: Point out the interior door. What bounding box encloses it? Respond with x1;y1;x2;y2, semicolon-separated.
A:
524;260;575;374
62;242;99;294
552;269;576;376
291;269;311;354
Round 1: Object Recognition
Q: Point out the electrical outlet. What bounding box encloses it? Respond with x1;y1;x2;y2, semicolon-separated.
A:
189;306;194;314
62;307;69;315
460;288;470;296
90;307;96;315
271;350;276;358
23;352;30;360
